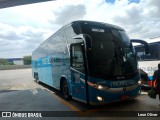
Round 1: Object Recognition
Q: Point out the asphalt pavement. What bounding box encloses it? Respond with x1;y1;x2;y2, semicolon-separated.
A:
0;69;160;120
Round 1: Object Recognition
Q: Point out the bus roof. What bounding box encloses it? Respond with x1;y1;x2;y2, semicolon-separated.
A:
133;37;160;47
53;20;125;40
33;20;125;53
70;20;125;31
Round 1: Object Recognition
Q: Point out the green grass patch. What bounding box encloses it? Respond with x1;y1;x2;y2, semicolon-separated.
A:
0;65;31;70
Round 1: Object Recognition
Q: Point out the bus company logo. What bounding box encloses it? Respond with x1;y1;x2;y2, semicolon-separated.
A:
111;80;135;87
140;67;158;72
1;112;42;118
42;58;51;64
92;28;105;32
2;112;11;117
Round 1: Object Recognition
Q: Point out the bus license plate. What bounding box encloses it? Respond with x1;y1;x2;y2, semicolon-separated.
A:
121;95;129;100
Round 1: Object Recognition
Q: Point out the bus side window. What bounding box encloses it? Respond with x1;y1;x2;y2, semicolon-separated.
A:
71;44;85;73
35;61;37;68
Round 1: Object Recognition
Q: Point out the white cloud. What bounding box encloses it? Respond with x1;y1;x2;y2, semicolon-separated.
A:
50;4;86;25
0;23;53;58
0;0;160;58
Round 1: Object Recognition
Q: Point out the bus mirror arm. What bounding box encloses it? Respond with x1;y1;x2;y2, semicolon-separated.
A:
73;35;85;46
131;39;150;54
73;34;84;40
73;34;92;49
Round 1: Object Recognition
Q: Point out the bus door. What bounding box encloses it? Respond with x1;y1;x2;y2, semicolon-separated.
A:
70;42;87;103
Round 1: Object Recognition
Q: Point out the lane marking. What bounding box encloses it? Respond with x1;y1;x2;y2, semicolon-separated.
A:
48;91;81;111
30;88;38;94
141;91;148;95
48;91;111;116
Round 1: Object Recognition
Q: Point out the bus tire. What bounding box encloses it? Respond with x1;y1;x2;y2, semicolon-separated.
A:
61;79;71;100
35;73;39;84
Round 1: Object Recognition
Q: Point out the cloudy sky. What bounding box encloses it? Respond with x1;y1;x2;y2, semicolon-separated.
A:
0;0;160;58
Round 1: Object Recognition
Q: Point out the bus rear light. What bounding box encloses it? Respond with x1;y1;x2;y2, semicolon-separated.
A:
148;81;152;87
148;80;156;87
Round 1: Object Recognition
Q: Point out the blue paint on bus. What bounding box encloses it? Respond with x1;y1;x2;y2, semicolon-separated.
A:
32;20;143;105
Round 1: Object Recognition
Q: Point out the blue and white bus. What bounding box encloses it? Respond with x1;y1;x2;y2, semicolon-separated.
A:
134;37;160;87
32;21;149;105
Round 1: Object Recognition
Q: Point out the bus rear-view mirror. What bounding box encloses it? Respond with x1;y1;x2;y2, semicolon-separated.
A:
131;39;150;54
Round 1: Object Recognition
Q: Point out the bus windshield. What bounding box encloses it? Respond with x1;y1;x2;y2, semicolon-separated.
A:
83;26;138;80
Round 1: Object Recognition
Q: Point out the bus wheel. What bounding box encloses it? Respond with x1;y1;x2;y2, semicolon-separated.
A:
35;74;39;84
62;80;71;100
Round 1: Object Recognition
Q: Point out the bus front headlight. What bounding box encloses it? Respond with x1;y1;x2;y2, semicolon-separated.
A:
87;81;108;90
97;85;104;90
97;96;103;101
138;80;141;85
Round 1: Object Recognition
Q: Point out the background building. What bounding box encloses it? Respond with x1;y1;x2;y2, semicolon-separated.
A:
7;58;24;65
